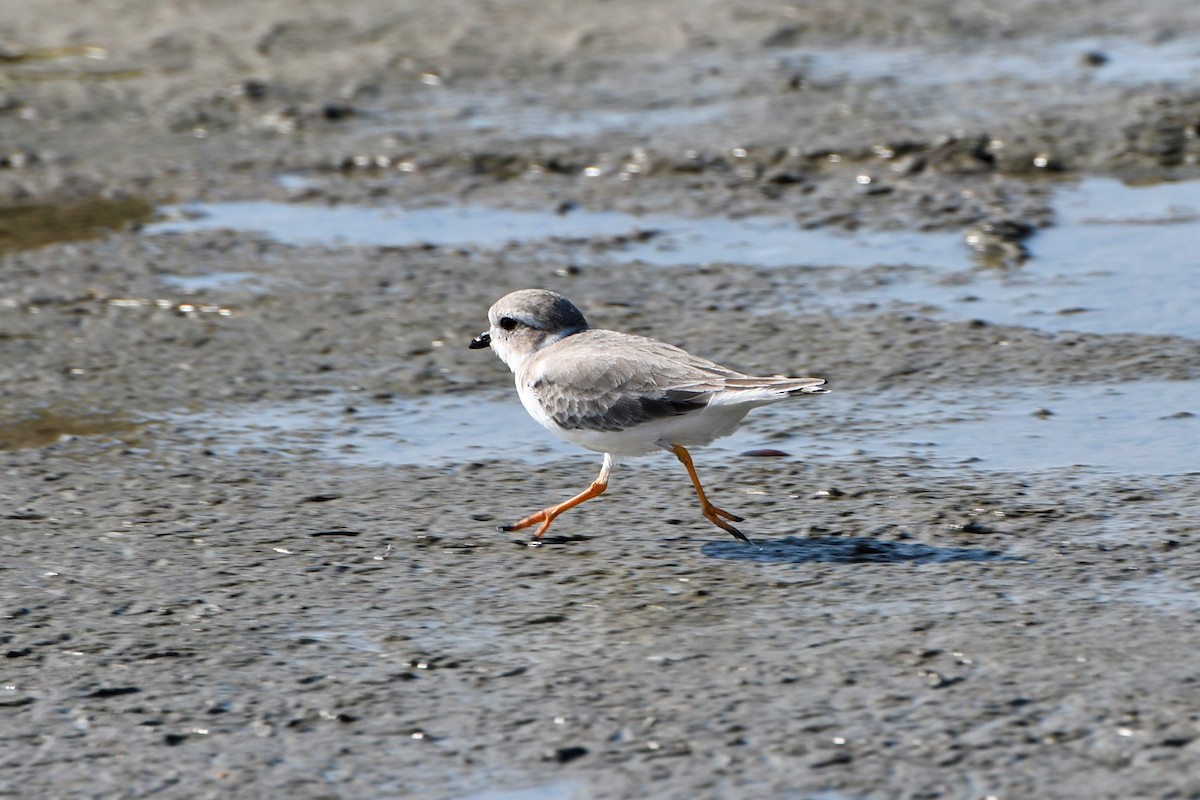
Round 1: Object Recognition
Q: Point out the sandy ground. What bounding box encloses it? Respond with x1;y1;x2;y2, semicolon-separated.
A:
3;1;1200;798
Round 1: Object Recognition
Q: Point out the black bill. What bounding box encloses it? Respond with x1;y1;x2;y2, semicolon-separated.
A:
468;331;492;349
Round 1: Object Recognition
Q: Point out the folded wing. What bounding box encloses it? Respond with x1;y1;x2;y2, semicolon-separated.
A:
527;330;825;433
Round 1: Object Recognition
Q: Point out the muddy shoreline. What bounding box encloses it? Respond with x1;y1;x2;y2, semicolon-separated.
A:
4;2;1200;798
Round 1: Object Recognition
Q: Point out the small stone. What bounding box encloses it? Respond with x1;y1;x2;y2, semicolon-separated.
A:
545;745;588;764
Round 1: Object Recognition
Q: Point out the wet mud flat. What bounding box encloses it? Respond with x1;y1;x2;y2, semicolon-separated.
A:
4;1;1200;798
3;432;1200;800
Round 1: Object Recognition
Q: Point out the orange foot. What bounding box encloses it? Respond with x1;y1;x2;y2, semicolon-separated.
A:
499;508;556;539
701;501;751;543
672;444;754;544
500;472;609;541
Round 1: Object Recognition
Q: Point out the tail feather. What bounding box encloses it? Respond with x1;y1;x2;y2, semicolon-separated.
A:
724;375;829;396
786;381;829;396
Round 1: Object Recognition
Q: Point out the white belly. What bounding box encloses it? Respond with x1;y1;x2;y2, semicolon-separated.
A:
524;392;754;457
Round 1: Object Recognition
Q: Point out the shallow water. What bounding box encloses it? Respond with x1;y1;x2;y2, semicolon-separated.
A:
179;392;577;466
158;270;266;293
146;177;1200;338
825;379;1198;474
1102;575;1200;615
147;199;962;270
802;37;1200;89
868;178;1200;338
180;378;1196;475
372;37;1200;142
453;782;584;800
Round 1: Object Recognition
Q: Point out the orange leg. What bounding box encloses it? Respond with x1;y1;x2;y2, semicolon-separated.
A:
501;455;613;541
671;444;752;544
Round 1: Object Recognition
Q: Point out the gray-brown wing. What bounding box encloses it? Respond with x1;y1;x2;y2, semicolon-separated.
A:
526;330;735;432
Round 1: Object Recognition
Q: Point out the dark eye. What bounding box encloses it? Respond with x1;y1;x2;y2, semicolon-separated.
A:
499;317;518;331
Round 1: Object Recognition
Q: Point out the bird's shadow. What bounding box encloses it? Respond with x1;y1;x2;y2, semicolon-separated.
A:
511;533;593;547
702;535;1018;565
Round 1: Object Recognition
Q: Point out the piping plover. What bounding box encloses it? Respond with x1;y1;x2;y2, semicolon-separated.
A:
469;289;828;544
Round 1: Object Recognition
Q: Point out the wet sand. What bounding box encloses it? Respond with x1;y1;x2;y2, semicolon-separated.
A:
3;2;1200;798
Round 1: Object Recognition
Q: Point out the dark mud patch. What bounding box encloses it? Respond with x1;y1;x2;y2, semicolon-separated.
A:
0;407;146;450
0;197;153;254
